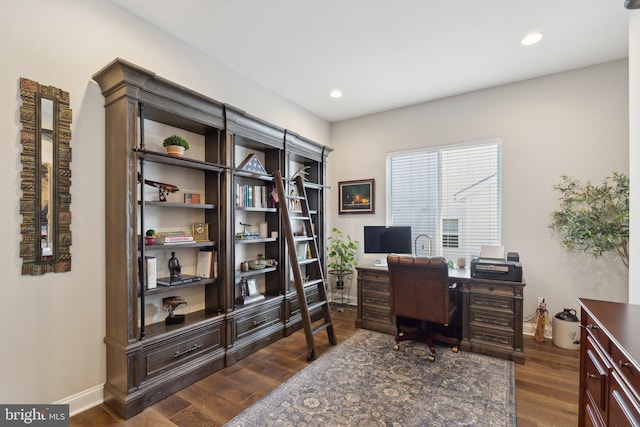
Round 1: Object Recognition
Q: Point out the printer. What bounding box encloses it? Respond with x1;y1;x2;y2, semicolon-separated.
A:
470;246;523;282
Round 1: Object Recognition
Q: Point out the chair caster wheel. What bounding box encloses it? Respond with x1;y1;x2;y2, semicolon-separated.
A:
393;344;399;351
451;346;459;353
427;355;436;362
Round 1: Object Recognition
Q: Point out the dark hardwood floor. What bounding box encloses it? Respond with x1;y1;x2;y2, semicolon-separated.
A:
71;305;579;426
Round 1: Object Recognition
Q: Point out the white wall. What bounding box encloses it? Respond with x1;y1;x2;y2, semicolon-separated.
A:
0;0;329;413
329;60;630;323
629;12;640;305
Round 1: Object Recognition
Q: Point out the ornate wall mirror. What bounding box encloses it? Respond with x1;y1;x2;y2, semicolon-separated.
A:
19;78;72;275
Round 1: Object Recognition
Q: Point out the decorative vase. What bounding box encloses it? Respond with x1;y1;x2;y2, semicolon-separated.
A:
165;145;185;157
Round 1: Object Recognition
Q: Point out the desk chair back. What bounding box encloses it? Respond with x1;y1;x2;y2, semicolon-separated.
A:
387;254;454;324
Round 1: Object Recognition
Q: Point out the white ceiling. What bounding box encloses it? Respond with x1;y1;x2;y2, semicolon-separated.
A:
110;0;631;123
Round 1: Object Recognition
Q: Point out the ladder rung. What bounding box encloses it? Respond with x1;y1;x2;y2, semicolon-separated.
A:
302;279;324;289
308;300;328;312
298;258;319;265
286;195;305;200
290;216;311;221
312;321;332;335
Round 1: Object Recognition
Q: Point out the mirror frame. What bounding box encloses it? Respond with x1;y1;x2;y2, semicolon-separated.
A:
19;78;72;275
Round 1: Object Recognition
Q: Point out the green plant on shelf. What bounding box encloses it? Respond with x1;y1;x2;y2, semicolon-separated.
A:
162;134;190;150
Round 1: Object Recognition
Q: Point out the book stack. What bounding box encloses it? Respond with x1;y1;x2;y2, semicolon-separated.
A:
156;231;194;245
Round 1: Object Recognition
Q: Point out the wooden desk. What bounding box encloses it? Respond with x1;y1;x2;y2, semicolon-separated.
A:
356;263;526;364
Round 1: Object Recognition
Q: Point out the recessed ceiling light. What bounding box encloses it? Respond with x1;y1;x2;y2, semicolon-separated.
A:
521;32;543;46
329;89;343;98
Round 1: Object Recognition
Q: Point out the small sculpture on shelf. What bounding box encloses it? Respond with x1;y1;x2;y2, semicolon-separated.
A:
138;172;179;202
163;296;187;325
168;251;182;283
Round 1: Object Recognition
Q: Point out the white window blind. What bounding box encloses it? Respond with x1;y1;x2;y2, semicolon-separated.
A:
386;139;501;264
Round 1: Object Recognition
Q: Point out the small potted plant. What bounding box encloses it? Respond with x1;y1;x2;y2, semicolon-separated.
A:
163;135;190;157
327;227;359;298
145;229;158;245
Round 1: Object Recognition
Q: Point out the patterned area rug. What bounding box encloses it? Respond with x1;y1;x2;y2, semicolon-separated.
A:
225;329;516;426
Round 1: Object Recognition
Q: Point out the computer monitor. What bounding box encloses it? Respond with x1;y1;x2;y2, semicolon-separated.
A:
363;226;412;255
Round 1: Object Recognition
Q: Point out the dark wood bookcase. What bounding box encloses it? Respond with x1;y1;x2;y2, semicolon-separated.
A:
93;58;331;419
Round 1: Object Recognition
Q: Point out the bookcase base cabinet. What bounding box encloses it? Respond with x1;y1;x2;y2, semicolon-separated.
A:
284;287;324;336
103;318;225;420
225;297;285;365
356;264;525;364
578;298;640;427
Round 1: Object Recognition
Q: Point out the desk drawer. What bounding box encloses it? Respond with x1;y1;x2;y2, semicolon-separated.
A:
141;323;222;382
359;270;389;284
235;304;282;341
610;371;640;426
361;290;390;310
470;293;514;313
583;311;610;353
362;305;393;326
585;336;609;414
470;310;514;331
469;326;514;348
611;344;640;394
472;282;516;297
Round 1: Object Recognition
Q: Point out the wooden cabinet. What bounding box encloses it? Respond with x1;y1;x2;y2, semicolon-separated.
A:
356;266;395;335
356;264;525;363
578;298;640;427
94;59;331;419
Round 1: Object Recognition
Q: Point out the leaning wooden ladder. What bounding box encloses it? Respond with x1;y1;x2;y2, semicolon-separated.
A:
274;170;337;360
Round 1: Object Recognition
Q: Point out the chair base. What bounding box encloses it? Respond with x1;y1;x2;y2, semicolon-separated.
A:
394;317;460;361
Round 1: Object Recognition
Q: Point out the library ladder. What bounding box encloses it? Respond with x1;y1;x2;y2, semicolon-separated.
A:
274;170;337;360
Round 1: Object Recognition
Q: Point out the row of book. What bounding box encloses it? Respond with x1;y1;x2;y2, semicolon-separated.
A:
235;183;278;209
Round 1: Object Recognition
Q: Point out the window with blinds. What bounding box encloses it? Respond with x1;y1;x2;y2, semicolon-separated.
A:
386;139;501;264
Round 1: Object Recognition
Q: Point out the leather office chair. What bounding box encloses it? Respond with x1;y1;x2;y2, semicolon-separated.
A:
387;254;460;362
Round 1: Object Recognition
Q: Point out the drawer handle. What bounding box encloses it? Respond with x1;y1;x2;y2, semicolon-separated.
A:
586;372;599;379
253;317;268;326
585;324;599;330
618;360;632;369
488;287;494;291
174;343;203;359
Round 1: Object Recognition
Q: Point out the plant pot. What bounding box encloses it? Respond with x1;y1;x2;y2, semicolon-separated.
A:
165;145;186;157
145;236;156;245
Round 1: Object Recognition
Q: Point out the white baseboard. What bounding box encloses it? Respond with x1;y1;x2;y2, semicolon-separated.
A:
54;384;104;417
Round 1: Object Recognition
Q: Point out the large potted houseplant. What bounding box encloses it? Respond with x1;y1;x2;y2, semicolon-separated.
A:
163;134;190;157
327;227;359;302
549;172;629;267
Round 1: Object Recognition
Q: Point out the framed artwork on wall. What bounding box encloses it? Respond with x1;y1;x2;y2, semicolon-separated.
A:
339;179;375;214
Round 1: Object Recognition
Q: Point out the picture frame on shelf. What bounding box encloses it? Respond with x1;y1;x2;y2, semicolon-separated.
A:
192;223;209;242
338;179;375;214
246;278;259;296
184;192;201;204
